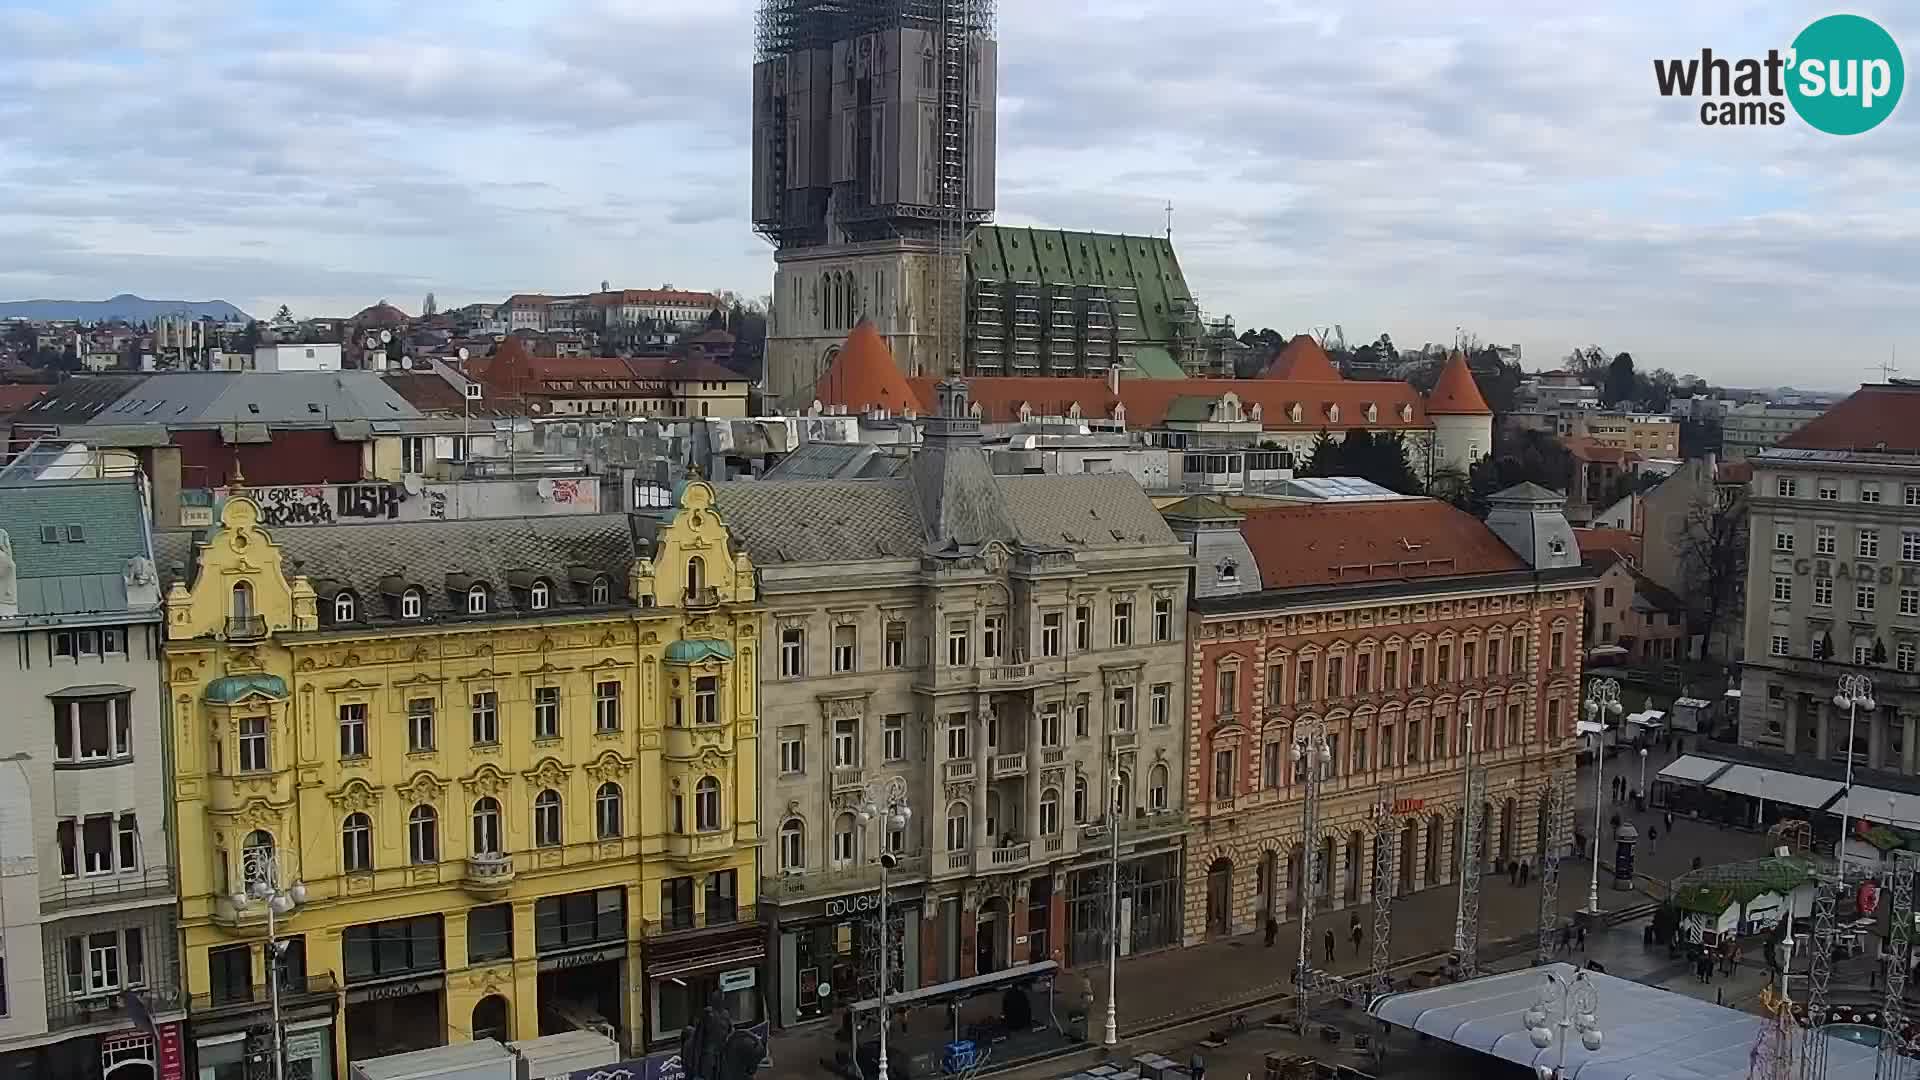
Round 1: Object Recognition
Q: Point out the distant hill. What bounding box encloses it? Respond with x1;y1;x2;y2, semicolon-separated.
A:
0;294;251;323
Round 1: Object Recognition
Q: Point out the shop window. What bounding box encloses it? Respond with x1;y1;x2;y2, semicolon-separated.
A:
468;904;513;965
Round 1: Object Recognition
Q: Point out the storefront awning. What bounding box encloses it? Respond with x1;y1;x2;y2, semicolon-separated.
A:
1706;764;1844;811
1656;755;1732;786
850;960;1058;1014
1849;785;1920;830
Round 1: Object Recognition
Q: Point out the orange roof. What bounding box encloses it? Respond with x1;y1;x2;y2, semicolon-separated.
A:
1573;527;1641;563
1564;436;1633;464
0;384;51;413
505;294;553;307
902;375;1428;431
1777;384;1901;452
1716;460;1753;484
1261;335;1343;381
1237;499;1526;589
817;320;918;413
587;288;723;308
353;302;409;325
1426;352;1492;416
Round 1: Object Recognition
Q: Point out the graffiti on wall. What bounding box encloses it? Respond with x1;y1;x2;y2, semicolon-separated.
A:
213;477;597;527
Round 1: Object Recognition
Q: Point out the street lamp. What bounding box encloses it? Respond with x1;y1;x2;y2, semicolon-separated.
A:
1637;747;1648;803
1103;736;1128;1047
230;847;307;1080
1583;679;1624;915
1834;674;1876;876
1291;716;1334;1033
853;778;913;1080
1523;969;1602;1080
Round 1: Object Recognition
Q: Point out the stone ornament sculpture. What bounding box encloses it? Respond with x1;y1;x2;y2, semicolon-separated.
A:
0;529;16;610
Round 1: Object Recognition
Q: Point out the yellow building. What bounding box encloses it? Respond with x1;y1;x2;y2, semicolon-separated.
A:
158;482;764;1078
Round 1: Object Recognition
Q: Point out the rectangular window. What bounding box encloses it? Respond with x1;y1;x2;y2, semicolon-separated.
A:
238;717;269;772
1074;605;1092;651
1908;484;1920;507
1484;640;1499;677
1263;741;1283;788
1817;525;1837;555
1862;529;1881;559
1267;662;1286;706
1213;749;1235;799
117;813;139;871
1856;643;1874;666
1775;528;1795;553
53;697;129;763
1859;584;1878;612
1903;588;1920;617
780;627;805;677
1410;647;1426;686
1111;601;1133;646
1297;659;1315;703
344;916;446;982
982;615;1004;660
1776;477;1797;497
884;713;907;761
1511;635;1525;673
471;691;499;745
1355;652;1372;693
1113;686;1136;731
832;625;857;673
1546;699;1563;740
1151;683;1171;728
407;698;435;752
884;621;906;667
1384;651;1400;689
209;943;252;1004
945;712;969;759
704;869;738;926
1073;696;1090;738
1380;725;1396;766
1812;635;1828;660
1815;576;1835;607
82;815;113;875
467;904;513;965
1549;631;1565;670
1040;612;1062;657
1216;667;1238;716
946;621;970;666
1436;645;1451;683
1773;575;1793;604
1326;655;1345;698
1039;703;1062;748
778;730;804;774
594;681;621;732
1433;718;1448;760
1820;481;1840;501
1863;483;1883;504
1771;635;1791;657
1905;531;1920;563
533;686;560;738
694;676;718;725
338;702;368;759
1407;719;1423;762
1153;596;1173;641
1902;644;1918;674
832;718;859;769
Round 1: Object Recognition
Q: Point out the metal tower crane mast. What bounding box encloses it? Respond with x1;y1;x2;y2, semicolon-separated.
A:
932;0;982;377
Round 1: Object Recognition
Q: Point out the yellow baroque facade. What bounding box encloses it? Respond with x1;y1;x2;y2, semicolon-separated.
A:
159;482;762;1079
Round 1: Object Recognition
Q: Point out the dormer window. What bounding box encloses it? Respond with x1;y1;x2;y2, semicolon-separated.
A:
333;591;356;623
530;581;551;611
467;585;489;614
1217;560;1239;585
590;577;611;605
401;589;423;620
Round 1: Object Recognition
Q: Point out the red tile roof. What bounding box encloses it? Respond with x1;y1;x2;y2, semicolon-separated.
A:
818;321;917;413
1238;499;1527;589
1573;527;1641;563
353;302;409;325
478;340;746;402
1426;352;1492;416
1715;460;1753;484
1261;335;1343;381
0;384;51;413
1564;436;1633;464
1776;384;1905;452
587;288;723;308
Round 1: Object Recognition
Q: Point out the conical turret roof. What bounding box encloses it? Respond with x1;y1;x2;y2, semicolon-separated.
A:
1426;351;1492;415
815;320;919;413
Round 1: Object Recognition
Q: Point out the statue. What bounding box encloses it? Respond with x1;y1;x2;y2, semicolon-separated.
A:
679;993;734;1080
0;529;16;610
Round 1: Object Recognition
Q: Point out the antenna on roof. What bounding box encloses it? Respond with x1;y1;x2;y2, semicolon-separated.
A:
1877;347;1899;383
1164;200;1173;241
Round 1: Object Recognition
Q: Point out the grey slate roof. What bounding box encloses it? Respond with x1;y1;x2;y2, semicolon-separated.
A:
0;478;150;617
762;442;907;481
78;371;422;428
155;513;641;627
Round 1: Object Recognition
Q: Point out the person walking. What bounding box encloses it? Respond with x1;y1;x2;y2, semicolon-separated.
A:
1350;913;1364;957
1648;825;1658;855
1324;927;1336;964
1520;860;1531;887
1664;809;1675;833
1577;923;1588;952
1265;915;1279;947
1190;1051;1206;1080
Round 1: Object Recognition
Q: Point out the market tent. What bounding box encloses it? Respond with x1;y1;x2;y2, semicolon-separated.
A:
1706;763;1845;811
1849;785;1920;831
1656;755;1732;786
1370;962;1880;1080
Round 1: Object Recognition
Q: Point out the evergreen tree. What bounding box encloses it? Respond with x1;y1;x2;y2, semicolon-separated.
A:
1302;430;1340;476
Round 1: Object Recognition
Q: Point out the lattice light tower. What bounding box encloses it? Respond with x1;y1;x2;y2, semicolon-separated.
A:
1801;878;1841;1080
1877;852;1917;1080
1369;787;1398;1000
1535;770;1573;966
1454;764;1489;976
1292;715;1334;1034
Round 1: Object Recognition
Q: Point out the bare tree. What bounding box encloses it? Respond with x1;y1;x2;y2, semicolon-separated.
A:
422;292;438;317
1674;490;1748;661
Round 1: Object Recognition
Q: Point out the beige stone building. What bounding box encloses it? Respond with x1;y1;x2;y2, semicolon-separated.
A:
710;380;1191;1029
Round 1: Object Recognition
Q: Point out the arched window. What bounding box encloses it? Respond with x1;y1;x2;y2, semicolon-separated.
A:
472;797;502;855
342;812;372;872
1149;763;1170;811
687;556;705;596
832;812;857;865
333;591;356;623
467;584;489;614
694;776;721;831
778;817;805;871
240;829;274;886
1039;788;1060;835
1073;776;1088;824
590;577;611;605
534;790;563;847
595;782;623;839
408;805;439;864
530;581;551;611
945;801;970;850
401;588;423;619
230;580;254;620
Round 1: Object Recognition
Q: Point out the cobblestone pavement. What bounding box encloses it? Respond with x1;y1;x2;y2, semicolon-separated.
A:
764;772;1772;1080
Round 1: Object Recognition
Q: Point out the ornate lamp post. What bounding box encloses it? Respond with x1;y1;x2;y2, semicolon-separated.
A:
1834;674;1876;875
1104;735;1126;1047
230;847;306;1080
1582;679;1623;915
1523;968;1602;1080
1637;747;1648;803
854;778;912;1080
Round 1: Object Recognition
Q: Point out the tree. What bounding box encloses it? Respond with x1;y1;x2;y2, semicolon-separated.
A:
1302;429;1339;475
1565;345;1610;382
422;292;438;317
273;304;293;324
1604;352;1637;407
1674;491;1748;661
1300;428;1422;494
1452;428;1575;517
237;320;262;352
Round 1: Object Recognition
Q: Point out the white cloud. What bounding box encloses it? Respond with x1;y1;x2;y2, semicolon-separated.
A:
0;0;1916;385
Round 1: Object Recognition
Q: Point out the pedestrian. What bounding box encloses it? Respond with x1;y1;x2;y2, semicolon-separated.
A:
1577;923;1588;952
1190;1051;1206;1080
1732;939;1743;973
1664;809;1674;833
1520;860;1531;887
1509;860;1520;886
1350;912;1363;956
1265;915;1279;947
1648;825;1658;855
1558;924;1572;956
1324;927;1335;964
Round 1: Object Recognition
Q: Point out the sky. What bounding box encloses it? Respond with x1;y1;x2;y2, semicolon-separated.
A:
2;0;1918;389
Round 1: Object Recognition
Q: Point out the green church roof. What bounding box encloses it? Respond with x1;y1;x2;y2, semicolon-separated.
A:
205;674;290;704
664;639;734;664
969;226;1200;371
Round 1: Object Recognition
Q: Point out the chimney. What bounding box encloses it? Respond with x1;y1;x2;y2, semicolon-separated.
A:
1107;363;1121;395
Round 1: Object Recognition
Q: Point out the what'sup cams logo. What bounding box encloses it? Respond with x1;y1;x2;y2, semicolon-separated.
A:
1654;13;1904;134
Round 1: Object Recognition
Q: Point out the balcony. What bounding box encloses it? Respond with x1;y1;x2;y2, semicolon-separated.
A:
985;842;1032;870
943;759;976;782
831;768;866;794
1079;809;1188;850
189;973;339;1022
944;851;974;873
462;852;515;898
684;586;720;610
761;855;931;902
224;614;268;640
915;657;1068;693
1109;730;1138;752
989;752;1028;779
664;829;738;866
49;983;187;1032
1770;654;1920;693
646;903;756;938
41;866;174;915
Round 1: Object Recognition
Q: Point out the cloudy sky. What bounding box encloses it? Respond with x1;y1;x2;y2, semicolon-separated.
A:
2;0;1916;388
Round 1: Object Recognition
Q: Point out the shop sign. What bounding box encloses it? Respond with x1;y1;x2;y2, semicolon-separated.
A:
157;1022;186;1080
1791;558;1919;585
284;1032;325;1061
1393;798;1425;814
539;944;625;972
823;893;884;918
718;967;756;992
344;975;444;1004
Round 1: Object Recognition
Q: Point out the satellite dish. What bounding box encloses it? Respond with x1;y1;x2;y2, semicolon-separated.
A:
457;347;470;362
535;478;555;501
402;474;424;494
379;330;393;344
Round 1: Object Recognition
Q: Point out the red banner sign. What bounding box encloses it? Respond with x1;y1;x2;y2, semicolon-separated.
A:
158;1022;185;1080
1393;798;1426;814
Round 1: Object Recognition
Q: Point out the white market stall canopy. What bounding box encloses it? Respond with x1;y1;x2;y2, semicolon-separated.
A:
1706;763;1845;811
1370;962;1881;1080
1850;784;1920;830
1655;755;1731;786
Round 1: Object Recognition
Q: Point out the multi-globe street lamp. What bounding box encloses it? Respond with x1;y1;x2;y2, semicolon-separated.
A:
1834;673;1876;875
1582;678;1624;915
1523;968;1603;1080
853;777;913;1080
230;847;307;1080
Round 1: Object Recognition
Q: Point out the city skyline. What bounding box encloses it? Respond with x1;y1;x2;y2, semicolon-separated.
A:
1;0;1916;387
